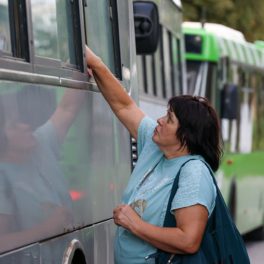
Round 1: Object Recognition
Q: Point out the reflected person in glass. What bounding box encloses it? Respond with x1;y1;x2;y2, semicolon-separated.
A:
0;88;84;253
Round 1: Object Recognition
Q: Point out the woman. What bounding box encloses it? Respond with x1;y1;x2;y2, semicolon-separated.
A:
85;46;222;264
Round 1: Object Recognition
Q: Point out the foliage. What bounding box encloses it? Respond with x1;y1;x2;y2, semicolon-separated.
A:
182;0;264;43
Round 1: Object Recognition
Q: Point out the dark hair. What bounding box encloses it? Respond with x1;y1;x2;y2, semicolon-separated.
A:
168;95;223;172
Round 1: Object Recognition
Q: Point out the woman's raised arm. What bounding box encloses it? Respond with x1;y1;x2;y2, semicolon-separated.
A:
85;46;145;141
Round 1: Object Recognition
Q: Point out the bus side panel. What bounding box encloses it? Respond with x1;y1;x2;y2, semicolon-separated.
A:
0;81;131;254
0;244;40;263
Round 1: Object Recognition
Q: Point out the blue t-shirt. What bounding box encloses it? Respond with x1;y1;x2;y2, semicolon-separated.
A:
114;116;217;264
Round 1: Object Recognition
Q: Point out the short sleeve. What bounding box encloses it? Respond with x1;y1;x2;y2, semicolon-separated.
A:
137;116;157;156
33;120;60;159
0;172;14;215
170;160;216;218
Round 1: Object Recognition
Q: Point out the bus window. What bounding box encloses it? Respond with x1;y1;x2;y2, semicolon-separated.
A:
176;38;183;95
186;60;202;95
171;36;182;95
151;54;157;96
136;55;145;94
154;38;163;98
84;0;120;77
0;0;11;54
168;32;175;96
142;55;148;93
31;0;80;68
253;76;264;152
162;27;172;99
159;25;166;98
145;55;154;96
0;0;29;60
205;63;217;105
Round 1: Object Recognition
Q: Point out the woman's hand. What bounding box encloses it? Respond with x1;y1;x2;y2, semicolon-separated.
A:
85;45;102;77
113;204;142;232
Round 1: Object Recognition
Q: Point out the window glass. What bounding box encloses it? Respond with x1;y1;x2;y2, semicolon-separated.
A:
136;55;145;95
205;63;217;105
163;27;172;99
84;0;116;74
0;0;12;53
168;32;175;96
252;76;264;152
185;34;202;54
31;0;77;65
186;60;203;95
159;25;166;98
146;55;154;96
171;37;178;95
154;41;163;98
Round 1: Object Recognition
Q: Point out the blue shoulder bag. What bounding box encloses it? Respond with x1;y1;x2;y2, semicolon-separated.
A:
146;159;250;264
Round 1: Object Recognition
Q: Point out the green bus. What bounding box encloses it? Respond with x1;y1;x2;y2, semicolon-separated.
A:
183;22;264;238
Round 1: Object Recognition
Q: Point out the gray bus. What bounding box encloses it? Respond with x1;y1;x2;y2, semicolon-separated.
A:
0;0;184;263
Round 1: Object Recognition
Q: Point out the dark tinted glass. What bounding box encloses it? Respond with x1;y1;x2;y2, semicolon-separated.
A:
185;34;202;54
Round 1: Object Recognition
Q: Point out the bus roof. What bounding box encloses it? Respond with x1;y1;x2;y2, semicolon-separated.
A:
183;22;264;70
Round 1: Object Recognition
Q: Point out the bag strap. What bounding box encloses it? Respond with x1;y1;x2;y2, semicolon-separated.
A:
163;159;218;228
163;159;196;228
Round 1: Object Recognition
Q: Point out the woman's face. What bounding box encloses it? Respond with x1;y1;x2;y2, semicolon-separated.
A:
4;119;37;152
152;109;180;147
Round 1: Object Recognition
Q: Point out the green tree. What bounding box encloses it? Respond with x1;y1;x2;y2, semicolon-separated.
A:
182;0;264;43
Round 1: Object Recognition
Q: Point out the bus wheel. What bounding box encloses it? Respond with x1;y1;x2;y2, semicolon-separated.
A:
63;239;87;264
71;248;87;264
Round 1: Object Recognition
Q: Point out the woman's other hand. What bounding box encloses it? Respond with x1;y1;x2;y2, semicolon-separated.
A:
113;204;142;232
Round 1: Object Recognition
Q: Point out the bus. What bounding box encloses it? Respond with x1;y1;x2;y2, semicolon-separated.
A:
183;22;264;238
0;0;183;263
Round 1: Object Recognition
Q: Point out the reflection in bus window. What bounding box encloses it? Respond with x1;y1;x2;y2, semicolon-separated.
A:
31;0;77;65
0;85;85;253
84;0;116;75
0;0;11;53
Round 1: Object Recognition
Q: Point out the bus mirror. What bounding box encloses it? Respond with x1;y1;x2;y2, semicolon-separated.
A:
133;2;159;55
220;83;238;120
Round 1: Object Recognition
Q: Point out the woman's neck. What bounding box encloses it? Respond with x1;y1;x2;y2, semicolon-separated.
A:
160;145;191;160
